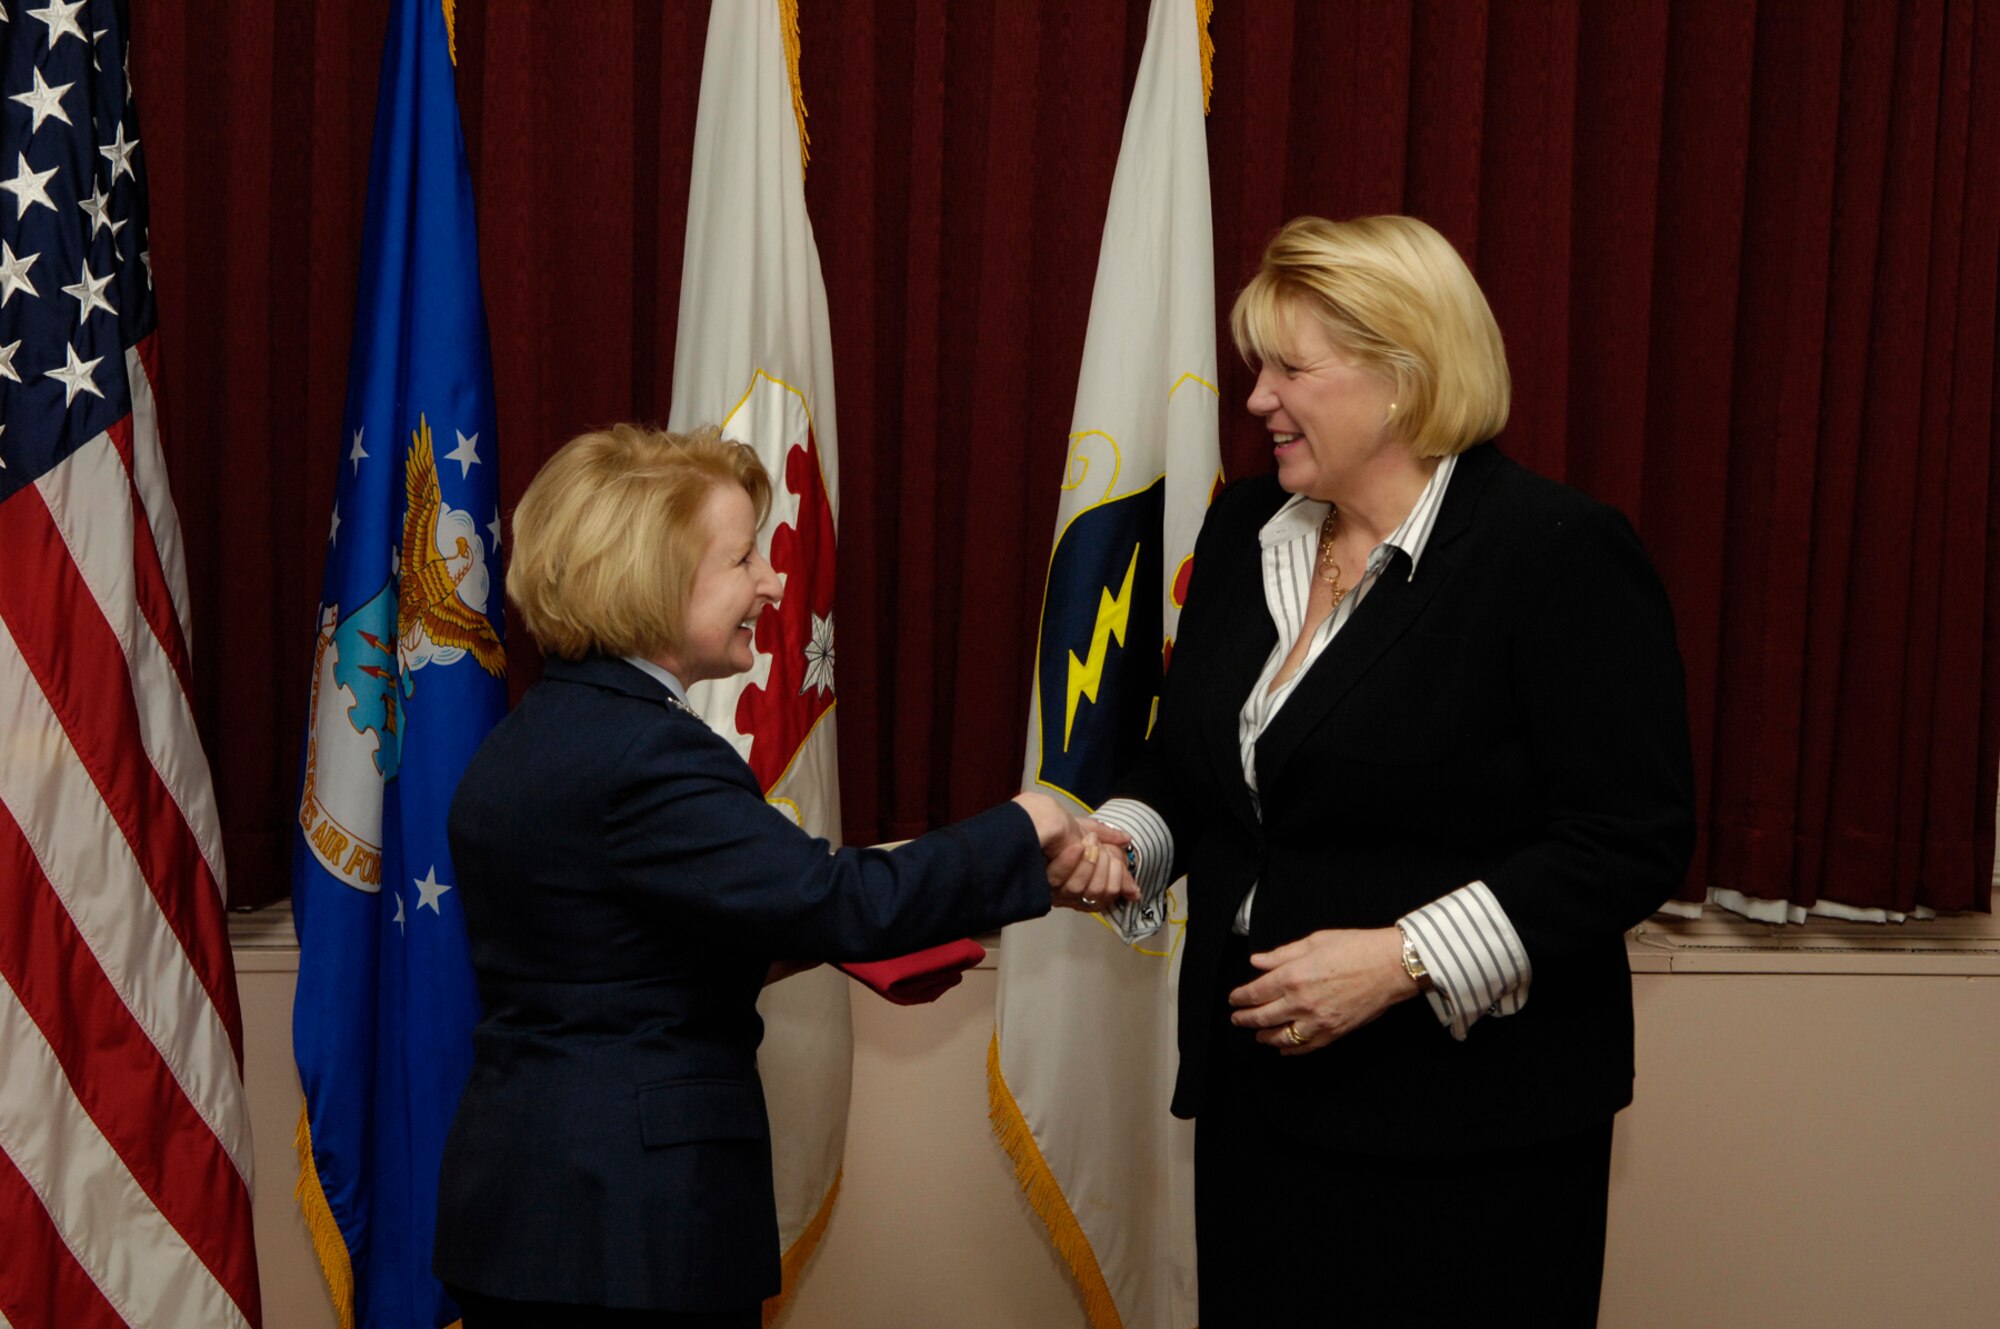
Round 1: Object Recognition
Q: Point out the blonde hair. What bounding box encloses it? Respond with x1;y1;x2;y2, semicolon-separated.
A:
507;422;772;661
1230;215;1510;458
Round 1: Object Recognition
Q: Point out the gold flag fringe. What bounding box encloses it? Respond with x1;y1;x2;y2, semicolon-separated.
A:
987;1032;1124;1329
295;1100;357;1329
1196;0;1214;114
441;0;458;66
777;0;812;176
761;1169;843;1327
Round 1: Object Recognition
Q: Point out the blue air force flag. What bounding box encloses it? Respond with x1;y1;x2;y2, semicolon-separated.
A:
289;3;504;1327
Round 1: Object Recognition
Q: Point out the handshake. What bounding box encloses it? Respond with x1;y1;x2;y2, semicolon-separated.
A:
1011;791;1142;915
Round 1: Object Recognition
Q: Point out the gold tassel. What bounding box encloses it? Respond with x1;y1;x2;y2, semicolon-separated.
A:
777;0;812;177
294;1101;357;1329
1196;0;1214;115
987;1033;1125;1329
761;1170;843;1327
441;0;458;66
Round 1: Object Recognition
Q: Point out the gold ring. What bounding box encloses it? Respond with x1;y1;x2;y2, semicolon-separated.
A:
1284;1022;1307;1046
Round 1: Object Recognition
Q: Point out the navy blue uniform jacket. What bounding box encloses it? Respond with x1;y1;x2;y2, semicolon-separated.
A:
433;655;1051;1311
1116;442;1696;1153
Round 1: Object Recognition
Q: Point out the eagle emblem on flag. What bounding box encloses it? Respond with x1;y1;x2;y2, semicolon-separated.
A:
398;414;504;678
297;414;502;894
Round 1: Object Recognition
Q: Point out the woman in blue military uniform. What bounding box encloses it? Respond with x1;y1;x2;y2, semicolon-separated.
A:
433;422;1131;1328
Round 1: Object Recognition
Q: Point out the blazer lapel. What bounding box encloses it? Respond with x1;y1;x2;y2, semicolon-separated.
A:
1203;565;1277;831
1253;443;1505;794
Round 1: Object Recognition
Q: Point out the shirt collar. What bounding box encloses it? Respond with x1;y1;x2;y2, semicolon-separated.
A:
1257;452;1459;582
622;656;691;706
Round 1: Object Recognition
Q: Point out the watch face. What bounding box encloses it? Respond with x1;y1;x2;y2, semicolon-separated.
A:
1400;936;1431;990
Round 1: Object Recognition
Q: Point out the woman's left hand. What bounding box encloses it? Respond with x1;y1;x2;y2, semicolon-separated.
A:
1227;927;1418;1054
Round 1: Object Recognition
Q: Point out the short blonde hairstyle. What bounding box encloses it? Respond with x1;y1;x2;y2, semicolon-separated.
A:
1230;215;1510;458
507;422;772;661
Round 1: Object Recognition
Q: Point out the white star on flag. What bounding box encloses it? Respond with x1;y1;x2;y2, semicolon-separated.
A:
801;612;835;697
0;242;35;305
98;121;137;181
9;66;73;134
445;429;481;477
61;259;115;320
45;342;103;405
27;0;87;48
0;338;20;383
487;507;503;551
348;427;367;474
2;152;58;218
328;502;341;546
413;865;453;914
78;183;123;240
392;893;406;933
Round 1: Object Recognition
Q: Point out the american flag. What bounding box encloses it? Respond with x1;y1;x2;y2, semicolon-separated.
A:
0;4;262;1328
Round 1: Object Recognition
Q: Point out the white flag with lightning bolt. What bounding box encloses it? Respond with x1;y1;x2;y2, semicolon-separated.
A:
991;2;1218;1326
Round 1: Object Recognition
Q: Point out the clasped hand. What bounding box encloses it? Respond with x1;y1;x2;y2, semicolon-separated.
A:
1011;792;1140;913
1227;927;1419;1054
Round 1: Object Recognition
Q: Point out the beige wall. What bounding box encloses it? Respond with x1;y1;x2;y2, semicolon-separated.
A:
237;931;2000;1329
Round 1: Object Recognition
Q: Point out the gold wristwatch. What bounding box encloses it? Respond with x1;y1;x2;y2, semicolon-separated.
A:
1398;926;1435;994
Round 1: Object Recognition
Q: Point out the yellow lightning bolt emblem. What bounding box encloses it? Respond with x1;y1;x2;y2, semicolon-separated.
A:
1064;545;1140;751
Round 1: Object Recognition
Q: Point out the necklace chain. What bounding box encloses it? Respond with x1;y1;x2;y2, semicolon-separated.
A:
1315;507;1352;608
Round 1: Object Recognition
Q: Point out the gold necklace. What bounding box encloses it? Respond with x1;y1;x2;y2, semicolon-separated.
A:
1315;507;1351;607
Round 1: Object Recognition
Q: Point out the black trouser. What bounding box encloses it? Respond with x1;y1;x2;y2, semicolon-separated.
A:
448;1287;759;1329
1193;945;1614;1328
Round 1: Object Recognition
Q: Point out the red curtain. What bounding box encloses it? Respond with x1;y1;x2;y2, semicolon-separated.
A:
131;0;1997;916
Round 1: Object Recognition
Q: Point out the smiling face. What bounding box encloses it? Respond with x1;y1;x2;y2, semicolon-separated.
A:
654;482;781;686
1246;307;1401;502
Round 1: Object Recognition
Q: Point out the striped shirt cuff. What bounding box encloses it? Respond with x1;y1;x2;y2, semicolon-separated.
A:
1398;881;1531;1042
1090;798;1175;945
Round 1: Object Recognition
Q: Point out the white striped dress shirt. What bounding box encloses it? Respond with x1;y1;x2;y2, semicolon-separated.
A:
1098;455;1532;1040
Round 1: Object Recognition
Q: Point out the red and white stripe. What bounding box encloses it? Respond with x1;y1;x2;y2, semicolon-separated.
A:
0;339;261;1329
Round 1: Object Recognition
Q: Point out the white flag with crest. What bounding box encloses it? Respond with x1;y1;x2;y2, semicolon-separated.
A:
669;0;850;1311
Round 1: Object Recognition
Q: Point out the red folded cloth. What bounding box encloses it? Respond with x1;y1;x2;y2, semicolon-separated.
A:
837;938;987;1006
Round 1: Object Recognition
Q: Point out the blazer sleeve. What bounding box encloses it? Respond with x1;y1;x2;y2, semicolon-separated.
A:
602;728;1052;960
1109;478;1268;876
1481;502;1697;956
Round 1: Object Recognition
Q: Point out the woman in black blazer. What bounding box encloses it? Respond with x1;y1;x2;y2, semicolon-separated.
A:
432;423;1133;1328
1094;216;1695;1328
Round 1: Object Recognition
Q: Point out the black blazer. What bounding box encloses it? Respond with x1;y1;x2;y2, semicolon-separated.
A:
1116;442;1695;1155
433;655;1051;1312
